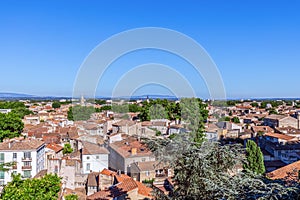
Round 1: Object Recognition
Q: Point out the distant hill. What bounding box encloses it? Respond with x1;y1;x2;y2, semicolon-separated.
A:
0;92;36;98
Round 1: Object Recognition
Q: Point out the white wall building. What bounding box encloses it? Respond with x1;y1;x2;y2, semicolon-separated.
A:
0;138;45;186
81;142;109;174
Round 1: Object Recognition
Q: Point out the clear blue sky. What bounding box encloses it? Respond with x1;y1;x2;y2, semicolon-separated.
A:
0;0;299;99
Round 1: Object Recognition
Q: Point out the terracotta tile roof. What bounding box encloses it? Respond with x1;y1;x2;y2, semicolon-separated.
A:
265;114;289;120
135;180;153;197
264;132;296;141
0;138;44;151
113;177;138;193
109;137;152;158
114;174;131;183
251;126;274;133
46;143;63;153
112;120;135;127
89;170;152;199
267;160;300;181
87;189;113;200
82;142;109;155
100;169;117;177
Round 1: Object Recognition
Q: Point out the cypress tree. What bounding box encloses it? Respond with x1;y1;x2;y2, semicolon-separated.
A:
244;140;265;174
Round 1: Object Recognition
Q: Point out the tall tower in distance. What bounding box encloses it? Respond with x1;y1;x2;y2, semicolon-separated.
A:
80;95;86;106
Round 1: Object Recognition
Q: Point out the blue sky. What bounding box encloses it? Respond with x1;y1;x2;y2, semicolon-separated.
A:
0;0;299;99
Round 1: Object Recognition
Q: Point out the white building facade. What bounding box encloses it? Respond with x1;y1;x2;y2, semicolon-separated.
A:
0;138;45;186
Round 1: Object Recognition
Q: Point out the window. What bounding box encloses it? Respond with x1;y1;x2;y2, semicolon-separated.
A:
12;171;17;175
96;156;99;159
54;165;58;173
23;171;31;178
86;163;90;171
87;156;90;160
13;153;17;159
24;152;31;159
145;171;150;176
0;180;4;186
0;153;4;162
0;171;4;179
24;161;31;167
142;158;146;162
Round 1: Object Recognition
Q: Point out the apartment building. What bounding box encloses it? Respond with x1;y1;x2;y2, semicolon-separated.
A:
0;137;45;185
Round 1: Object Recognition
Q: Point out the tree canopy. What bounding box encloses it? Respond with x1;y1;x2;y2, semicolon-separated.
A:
63;143;73;154
52;101;61;109
1;174;61;200
0;112;24;142
244;140;265;175
67;105;94;121
145;135;299;200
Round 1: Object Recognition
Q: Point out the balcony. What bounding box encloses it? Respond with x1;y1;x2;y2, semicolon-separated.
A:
22;157;32;161
22;166;32;170
12;165;17;170
21;175;32;179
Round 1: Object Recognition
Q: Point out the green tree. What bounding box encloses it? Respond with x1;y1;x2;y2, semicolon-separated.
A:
180;98;208;145
67;106;94;121
149;104;168;120
128;104;140;113
231;116;240;123
52;101;61;109
244;140;265;175
0;112;24;142
1;174;61;200
63;143;73;154
145;135;299;200
251;102;259;107
65;194;78;200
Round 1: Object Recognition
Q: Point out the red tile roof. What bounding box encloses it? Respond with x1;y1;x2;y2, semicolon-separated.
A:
265;132;296;141
100;169;117;177
46;143;63;153
267;160;300;181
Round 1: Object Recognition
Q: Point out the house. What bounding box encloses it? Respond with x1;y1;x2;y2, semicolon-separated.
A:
87;172;153;200
112;120;141;136
23;115;40;125
260;133;300;164
47;150;86;190
216;121;242;139
149;119;169;135
130;161;172;183
99;169;117;190
275;126;300;139
45;143;63;163
251;126;274;137
0;137;45;185
81;141;109;174
204;123;219;141
86;172;101;196
264;114;298;129
108;136;155;174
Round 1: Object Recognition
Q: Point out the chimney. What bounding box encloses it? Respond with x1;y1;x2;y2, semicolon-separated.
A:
131;148;137;155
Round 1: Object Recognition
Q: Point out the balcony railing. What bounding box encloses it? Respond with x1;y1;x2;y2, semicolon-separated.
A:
21;175;32;179
22;166;32;170
22;157;32;161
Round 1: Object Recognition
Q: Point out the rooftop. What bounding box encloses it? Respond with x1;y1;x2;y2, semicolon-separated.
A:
0;137;44;151
264;132;296;141
267;160;300;181
109;137;152;158
82;141;109;155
